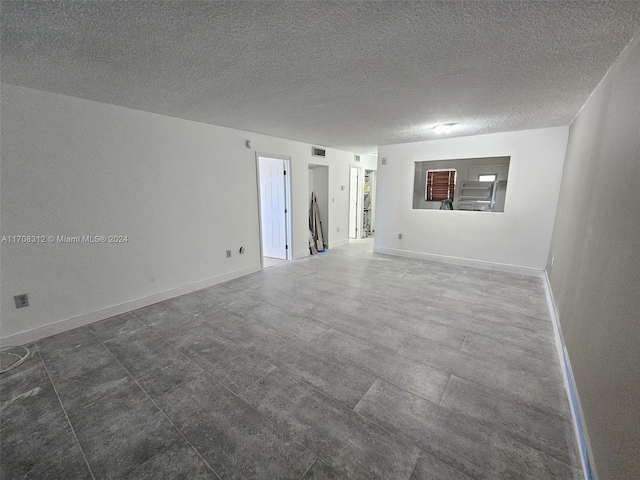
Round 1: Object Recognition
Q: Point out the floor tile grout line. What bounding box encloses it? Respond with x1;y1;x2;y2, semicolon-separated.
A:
34;342;97;480
270;365;487;479
460;329;555;362
394;334;414;353
239;366;433;477
459;332;469;351
112;317;251;403
297;336;575;472
438;375;578;467
129;307;267;388
351;379;377;413
125;318;208;370
407;456;420;480
362;369;579;473
236;366;278;397
265;365;430;450
198;366;324;476
439;374;453;406
423;450;476;480
121;440;178;480
143;360;322;476
318;326;455;382
292;328;455;412
134;307;302;402
209;305;317;348
406;311;557;358
87;329;224;480
398;333;569;419
296;460;315;480
445;369;570;420
98;316;210;395
159;292;554;367
199;274;535;356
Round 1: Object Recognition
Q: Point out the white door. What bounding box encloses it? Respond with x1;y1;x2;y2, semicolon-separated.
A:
259;157;287;259
349;167;359;239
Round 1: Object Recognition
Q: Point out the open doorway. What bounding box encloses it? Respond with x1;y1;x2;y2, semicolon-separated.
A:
363;169;376;237
257;155;292;269
349;166;376;241
349;166;361;239
309;164;329;253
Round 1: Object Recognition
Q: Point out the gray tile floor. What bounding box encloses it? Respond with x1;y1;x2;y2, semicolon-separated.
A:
0;241;582;479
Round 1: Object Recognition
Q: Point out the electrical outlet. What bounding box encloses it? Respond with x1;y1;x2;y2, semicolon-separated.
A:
398;233;403;240
226;250;232;258
239;247;245;254
14;294;29;308
337;227;340;233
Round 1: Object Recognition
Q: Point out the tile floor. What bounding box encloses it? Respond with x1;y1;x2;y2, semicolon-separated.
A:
0;241;582;479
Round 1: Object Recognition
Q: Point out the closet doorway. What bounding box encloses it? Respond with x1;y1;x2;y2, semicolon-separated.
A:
309;164;329;253
349;167;376;240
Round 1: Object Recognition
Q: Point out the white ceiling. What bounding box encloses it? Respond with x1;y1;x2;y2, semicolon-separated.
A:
2;1;640;153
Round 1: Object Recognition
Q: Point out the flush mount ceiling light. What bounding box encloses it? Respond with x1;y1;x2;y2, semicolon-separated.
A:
433;123;456;134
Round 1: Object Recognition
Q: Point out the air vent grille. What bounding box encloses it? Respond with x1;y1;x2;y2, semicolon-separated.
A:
312;146;326;157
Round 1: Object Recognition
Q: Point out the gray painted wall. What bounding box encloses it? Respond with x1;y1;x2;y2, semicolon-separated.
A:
547;36;640;480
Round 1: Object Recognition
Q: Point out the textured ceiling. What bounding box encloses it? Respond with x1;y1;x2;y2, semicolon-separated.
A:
2;1;640;153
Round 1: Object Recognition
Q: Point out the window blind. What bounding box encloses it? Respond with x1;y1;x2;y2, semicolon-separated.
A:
426;170;456;201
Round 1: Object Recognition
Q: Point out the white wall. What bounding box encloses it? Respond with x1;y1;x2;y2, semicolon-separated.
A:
0;84;357;344
546;35;640;480
375;127;569;271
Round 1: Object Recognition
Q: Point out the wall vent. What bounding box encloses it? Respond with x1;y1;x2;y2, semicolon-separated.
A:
312;146;326;158
354;155;361;162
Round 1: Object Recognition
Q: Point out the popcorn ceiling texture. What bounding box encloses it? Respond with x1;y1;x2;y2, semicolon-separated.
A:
2;1;639;152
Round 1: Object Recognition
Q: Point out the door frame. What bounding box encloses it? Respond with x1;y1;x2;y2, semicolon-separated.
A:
349;166;363;239
256;153;292;269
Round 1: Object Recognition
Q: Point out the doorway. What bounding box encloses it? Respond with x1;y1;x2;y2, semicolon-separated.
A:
349;166;376;240
363;169;376;237
349;166;361;239
257;155;292;269
309;164;329;253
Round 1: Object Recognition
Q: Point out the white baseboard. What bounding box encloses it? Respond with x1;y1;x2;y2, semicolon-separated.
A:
543;271;596;480
293;249;310;260
373;246;544;277
0;264;261;348
329;238;349;249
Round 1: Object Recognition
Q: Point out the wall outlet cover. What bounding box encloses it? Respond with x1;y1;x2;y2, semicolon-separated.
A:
398;233;403;239
15;294;29;308
226;250;232;258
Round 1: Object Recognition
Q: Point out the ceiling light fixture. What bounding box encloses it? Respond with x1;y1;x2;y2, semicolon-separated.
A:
433;123;456;134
